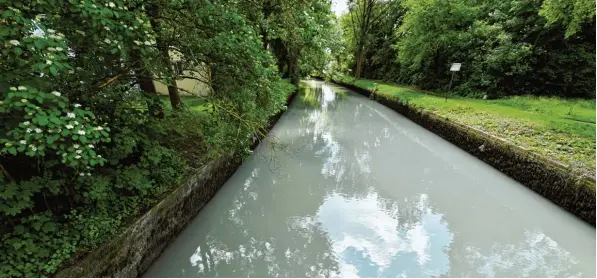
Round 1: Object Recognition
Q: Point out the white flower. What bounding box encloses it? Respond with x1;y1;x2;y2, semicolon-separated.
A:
19;140;26;145
35;128;42;133
94;126;104;131
88;144;94;148
29;145;37;151
92;4;97;8
87;173;91;176
68;70;74;74
73;121;79;125
9;87;17;91
20;99;27;103
51;91;61;97
133;40;141;45
26;128;32;133
76;149;83;154
47;47;56;52
73;103;81;108
66;124;74;129
79;173;85;176
75;155;81;159
57;33;64;38
47;29;55;34
104;26;110;31
46;60;52;65
18;86;26;91
55;47;63;51
97;155;102;158
48;129;53;133
23;121;30;126
109;2;115;8
104;38;111;44
77;130;86;135
87;166;91;169
67;112;76;118
9;40;19;46
144;41;151;46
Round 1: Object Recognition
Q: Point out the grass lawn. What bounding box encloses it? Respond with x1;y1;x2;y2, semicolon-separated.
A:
336;76;596;176
159;95;212;114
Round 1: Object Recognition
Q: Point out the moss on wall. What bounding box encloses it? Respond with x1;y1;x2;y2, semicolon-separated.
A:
56;155;242;277
328;78;596;226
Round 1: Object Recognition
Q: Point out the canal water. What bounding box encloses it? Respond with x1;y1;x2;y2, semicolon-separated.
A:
144;80;595;277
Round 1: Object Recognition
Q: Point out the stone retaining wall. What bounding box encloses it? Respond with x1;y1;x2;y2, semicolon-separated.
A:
328;78;595;226
56;91;298;277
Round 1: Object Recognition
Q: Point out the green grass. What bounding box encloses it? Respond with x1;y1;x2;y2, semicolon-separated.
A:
337;75;596;176
159;95;211;114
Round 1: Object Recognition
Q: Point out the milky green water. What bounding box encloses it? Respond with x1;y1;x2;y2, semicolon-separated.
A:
144;80;595;277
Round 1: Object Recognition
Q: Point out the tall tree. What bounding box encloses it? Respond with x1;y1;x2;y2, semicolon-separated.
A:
345;0;392;78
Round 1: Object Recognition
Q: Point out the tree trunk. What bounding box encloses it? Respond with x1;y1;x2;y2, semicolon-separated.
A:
288;55;300;86
130;50;163;117
355;44;365;78
147;3;181;109
355;50;363;78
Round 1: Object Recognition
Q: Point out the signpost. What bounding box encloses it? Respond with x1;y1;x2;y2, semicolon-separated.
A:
447;63;461;101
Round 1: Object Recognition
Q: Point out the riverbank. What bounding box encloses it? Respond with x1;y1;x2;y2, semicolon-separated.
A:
333;76;596;178
143;79;596;278
53;83;296;277
321;76;595;226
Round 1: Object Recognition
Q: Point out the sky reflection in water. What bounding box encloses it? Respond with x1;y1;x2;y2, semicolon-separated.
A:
144;80;595;278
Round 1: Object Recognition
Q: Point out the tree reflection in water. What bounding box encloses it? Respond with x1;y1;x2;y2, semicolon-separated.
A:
144;80;594;278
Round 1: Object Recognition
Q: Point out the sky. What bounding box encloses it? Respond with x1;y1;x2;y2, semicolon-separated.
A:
331;0;348;16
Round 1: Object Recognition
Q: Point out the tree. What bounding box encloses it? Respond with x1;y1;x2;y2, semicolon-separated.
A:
1;0;331;276
344;0;394;78
539;0;596;38
235;0;334;85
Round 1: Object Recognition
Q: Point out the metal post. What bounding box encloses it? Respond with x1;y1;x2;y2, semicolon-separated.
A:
446;71;455;102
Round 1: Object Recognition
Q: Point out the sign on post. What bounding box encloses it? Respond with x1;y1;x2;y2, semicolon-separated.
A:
450;63;461;72
447;63;461;101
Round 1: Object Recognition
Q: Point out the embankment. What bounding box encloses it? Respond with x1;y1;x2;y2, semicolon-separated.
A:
56;91;298;277
324;77;595;226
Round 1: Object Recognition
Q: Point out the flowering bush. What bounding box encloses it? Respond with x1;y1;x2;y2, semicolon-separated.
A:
0;87;110;169
0;0;309;277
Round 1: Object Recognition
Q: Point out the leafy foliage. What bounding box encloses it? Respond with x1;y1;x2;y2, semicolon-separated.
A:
0;0;310;277
336;0;596;98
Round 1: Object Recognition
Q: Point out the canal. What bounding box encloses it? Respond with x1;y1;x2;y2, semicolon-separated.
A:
144;79;595;277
